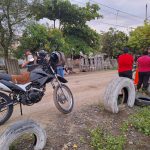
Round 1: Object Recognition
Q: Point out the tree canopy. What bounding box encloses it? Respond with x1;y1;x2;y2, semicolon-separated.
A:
128;23;150;54
31;0;101;28
101;28;128;57
0;0;31;58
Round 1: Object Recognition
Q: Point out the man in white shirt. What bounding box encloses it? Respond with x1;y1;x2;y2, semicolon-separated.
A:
22;50;34;68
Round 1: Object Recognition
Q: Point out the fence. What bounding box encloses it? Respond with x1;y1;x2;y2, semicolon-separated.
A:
79;56;116;72
5;59;20;75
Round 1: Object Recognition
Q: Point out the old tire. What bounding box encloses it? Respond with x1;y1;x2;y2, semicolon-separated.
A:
135;93;150;106
0;120;47;150
104;77;135;113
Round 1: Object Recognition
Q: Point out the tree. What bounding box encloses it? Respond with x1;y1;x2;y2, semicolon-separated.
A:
128;23;150;54
0;0;32;58
17;23;49;58
17;23;67;58
31;0;60;28
31;0;101;28
63;25;101;54
101;28;128;57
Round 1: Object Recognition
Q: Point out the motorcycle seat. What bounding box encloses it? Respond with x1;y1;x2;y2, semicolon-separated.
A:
12;72;30;84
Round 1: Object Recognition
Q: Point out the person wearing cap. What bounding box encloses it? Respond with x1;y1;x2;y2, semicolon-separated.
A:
22;49;34;68
137;50;150;93
117;47;134;79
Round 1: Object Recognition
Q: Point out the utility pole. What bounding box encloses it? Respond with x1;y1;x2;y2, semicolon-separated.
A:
145;4;148;23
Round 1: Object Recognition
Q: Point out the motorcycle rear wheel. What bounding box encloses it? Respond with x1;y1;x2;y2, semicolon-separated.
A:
53;84;74;114
0;92;13;125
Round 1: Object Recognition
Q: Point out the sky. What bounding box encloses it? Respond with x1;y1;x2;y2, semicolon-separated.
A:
39;0;150;34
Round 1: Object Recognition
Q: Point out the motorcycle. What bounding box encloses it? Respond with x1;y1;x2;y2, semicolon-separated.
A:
0;61;74;125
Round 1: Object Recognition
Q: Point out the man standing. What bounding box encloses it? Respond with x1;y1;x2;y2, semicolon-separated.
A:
22;49;34;68
137;51;150;93
56;51;66;78
118;47;134;79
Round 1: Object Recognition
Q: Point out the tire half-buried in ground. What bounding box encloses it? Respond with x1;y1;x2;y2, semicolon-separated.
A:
135;92;150;106
104;77;135;113
0;120;47;150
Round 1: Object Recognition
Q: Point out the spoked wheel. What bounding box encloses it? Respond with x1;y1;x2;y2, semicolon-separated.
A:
53;84;74;114
0;92;13;125
117;88;128;110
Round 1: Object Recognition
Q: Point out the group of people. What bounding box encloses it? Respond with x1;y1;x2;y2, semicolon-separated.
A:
22;49;66;77
118;47;150;94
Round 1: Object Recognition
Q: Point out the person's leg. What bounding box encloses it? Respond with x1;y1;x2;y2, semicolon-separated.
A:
57;67;64;77
137;72;144;90
125;70;132;79
142;72;150;90
119;71;132;79
57;67;61;76
60;67;64;77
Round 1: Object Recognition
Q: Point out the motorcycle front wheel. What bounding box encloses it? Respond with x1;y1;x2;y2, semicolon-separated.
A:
53;84;74;114
0;92;13;125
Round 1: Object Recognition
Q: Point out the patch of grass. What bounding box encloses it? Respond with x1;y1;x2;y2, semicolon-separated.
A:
90;128;126;150
129;106;150;136
120;121;129;133
79;136;85;143
120;106;150;136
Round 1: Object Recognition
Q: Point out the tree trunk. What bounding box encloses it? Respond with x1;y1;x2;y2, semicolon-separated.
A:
4;48;9;59
54;20;56;28
59;21;61;30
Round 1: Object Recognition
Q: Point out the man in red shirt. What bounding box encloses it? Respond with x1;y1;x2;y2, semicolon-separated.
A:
118;48;134;79
137;51;150;92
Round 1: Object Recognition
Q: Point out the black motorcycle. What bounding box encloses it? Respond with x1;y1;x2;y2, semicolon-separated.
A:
0;61;74;125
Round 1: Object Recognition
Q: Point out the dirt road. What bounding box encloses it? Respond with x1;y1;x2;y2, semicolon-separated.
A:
0;70;117;132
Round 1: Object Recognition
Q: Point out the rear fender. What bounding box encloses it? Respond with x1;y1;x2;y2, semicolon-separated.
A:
0;82;11;92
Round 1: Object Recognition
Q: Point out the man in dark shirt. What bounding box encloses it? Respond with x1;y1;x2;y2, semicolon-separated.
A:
118;48;134;79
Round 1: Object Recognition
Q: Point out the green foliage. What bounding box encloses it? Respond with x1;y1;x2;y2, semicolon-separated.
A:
128;23;150;54
90;128;126;150
120;107;150;136
28;0;101;56
31;0;101;27
63;25;101;51
65;35;93;55
129;106;150;136
17;23;49;57
101;28;128;57
16;23;70;58
0;0;32;58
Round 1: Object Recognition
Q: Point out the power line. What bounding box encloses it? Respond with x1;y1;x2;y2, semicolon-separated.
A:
90;0;144;20
71;0;139;31
99;21;135;29
72;0;143;21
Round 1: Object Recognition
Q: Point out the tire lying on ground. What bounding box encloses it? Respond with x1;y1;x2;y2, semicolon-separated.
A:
104;77;135;113
135;92;150;106
0;120;47;150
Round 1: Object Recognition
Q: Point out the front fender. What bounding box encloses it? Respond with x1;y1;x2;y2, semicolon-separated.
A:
57;75;68;83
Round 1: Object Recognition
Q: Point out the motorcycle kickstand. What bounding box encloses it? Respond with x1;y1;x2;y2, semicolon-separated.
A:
20;102;23;116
